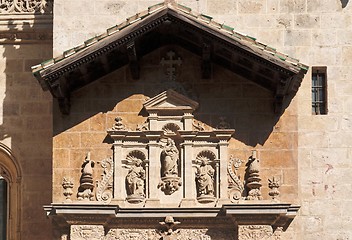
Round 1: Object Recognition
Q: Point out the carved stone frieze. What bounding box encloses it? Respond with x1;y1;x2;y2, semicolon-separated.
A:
105;229;160;240
70;225;104;240
238;225;282;240
0;0;53;13
96;157;113;204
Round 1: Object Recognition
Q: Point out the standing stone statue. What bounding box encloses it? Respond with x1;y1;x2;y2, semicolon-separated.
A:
126;158;146;202
158;138;182;195
161;138;179;177
196;158;215;197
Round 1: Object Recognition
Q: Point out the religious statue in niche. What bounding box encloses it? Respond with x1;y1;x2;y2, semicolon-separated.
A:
125;151;146;203
77;152;95;201
196;159;215;196
158;138;182;195
194;150;216;203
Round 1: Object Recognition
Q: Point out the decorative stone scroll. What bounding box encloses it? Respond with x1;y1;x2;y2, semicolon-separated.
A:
96;157;113;204
0;0;53;13
77;153;95;201
228;155;244;202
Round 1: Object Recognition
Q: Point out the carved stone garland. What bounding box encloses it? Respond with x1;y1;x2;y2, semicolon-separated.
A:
0;0;53;13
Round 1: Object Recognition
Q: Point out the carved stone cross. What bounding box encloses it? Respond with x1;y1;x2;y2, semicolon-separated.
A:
161;51;182;81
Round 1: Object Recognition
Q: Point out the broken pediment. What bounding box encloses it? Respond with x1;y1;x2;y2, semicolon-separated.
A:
32;1;308;115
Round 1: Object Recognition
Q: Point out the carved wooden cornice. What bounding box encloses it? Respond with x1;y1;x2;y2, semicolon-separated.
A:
32;2;308;115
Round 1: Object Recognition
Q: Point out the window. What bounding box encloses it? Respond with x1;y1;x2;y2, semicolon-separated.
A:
0;144;21;240
312;67;327;115
0;176;7;240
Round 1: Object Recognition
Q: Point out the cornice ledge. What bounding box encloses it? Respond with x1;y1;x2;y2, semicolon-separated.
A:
223;203;300;230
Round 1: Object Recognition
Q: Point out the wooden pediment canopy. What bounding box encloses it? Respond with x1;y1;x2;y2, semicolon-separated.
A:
32;1;308;114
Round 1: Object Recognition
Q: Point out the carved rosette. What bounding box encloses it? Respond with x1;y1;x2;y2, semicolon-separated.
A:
0;0;53;13
96;157;113;204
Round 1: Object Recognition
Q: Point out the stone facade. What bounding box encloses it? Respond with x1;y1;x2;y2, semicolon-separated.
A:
0;0;351;239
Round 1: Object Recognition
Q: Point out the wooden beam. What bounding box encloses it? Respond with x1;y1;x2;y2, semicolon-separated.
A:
127;41;140;80
201;42;211;79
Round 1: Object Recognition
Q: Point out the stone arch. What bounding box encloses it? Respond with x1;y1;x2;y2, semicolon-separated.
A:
0;143;22;240
162;123;181;135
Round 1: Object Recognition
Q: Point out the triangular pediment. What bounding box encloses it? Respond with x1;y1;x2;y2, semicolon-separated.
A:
32;1;308;115
144;89;199;113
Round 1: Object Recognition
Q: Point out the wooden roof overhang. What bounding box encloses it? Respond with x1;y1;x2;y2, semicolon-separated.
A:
32;2;308;114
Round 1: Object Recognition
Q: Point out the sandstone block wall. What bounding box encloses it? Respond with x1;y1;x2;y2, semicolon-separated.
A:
0;42;53;239
53;0;352;239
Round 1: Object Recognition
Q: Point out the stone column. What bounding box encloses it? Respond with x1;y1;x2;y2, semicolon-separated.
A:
145;136;161;207
113;140;124;204
180;134;196;207
218;140;230;204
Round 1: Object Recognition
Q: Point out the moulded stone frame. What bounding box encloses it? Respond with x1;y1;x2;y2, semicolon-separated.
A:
0;143;22;240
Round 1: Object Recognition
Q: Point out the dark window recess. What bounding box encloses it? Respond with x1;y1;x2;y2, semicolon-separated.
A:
312;67;328;115
0;177;7;240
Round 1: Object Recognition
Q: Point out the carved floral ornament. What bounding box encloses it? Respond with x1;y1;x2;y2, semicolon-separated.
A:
0;0;53;13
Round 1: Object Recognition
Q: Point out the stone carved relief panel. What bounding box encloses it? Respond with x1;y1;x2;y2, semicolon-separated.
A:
104;228;236;240
238;225;283;240
0;0;53;13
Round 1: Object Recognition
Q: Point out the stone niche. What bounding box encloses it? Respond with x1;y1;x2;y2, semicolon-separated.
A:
109;89;234;207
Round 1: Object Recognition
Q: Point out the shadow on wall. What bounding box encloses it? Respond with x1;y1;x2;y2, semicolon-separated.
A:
53;46;297;148
0;2;53;239
341;0;349;8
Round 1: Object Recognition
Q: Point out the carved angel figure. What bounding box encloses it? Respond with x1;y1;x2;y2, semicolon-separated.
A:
126;159;145;197
161;138;179;177
196;158;215;196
